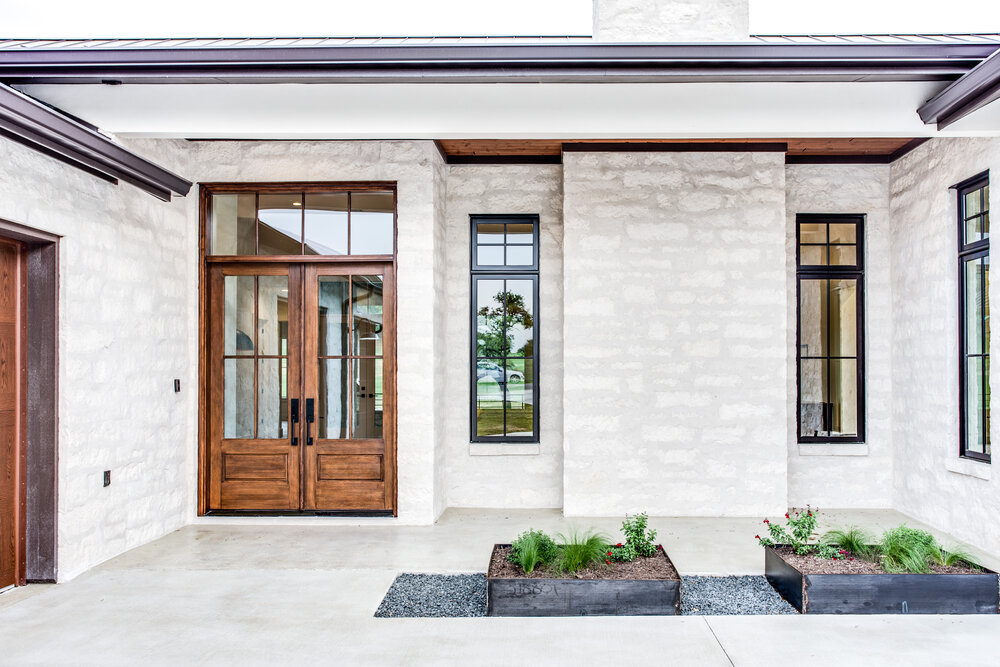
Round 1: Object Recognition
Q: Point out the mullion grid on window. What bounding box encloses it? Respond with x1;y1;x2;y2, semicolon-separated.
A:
957;176;991;461
795;215;865;443
470;215;539;443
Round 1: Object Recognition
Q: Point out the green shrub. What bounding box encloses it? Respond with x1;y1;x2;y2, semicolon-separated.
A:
756;507;820;555
621;512;658;558
607;541;637;562
821;526;876;559
508;529;558;573
879;525;937;573
556;530;610;573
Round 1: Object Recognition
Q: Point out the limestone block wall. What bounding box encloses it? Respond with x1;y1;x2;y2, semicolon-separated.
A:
0;136;193;581
443;165;564;508
562;151;788;516
177;140;448;525
592;0;750;42
784;165;894;508
889;137;1000;557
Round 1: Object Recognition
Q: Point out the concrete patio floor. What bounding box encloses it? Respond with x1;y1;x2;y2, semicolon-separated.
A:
0;508;998;665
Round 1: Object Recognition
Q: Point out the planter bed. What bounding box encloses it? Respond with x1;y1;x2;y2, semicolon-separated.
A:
486;544;681;616
765;545;1000;614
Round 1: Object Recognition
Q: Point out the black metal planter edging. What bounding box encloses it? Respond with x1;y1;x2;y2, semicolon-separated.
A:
486;544;681;617
764;545;1000;614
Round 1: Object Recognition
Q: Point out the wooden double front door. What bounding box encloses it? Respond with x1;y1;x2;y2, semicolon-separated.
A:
206;262;395;512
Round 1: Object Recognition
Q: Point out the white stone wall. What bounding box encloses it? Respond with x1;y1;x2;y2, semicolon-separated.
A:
562;151;788;516
176;140;448;526
593;0;750;42
0;136;193;581
784;165;894;508
889;138;1000;557
443;165;564;508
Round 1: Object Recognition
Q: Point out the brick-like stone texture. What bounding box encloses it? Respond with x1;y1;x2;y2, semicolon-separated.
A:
593;0;750;42
784;165;894;508
562;151;788;516
0;136;192;581
889;137;1000;558
443;165;564;508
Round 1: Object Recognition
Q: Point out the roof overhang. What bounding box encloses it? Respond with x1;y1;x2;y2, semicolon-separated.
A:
1;43;998;85
918;48;1000;129
0;82;191;200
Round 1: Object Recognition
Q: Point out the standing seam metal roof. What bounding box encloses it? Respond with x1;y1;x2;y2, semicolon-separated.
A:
0;34;999;50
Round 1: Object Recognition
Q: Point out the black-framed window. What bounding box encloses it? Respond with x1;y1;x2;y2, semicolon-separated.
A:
796;214;865;443
470;215;539;443
957;171;990;462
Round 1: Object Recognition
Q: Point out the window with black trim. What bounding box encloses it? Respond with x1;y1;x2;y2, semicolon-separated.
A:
957;172;990;462
796;214;865;443
471;215;539;443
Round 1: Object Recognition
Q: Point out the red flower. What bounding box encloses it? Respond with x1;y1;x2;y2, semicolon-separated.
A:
833;557;837;560
764;519;770;524
607;551;612;556
755;535;761;540
616;543;623;547
839;550;847;554
785;513;789;519
657;545;663;550
849;558;854;561
605;560;611;565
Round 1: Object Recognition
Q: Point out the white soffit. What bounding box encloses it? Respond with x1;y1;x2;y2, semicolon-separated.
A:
19;81;997;138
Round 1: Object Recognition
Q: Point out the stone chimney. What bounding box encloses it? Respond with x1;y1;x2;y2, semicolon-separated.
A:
592;0;750;42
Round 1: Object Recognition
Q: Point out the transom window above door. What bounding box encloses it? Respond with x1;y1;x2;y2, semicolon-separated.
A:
207;185;395;257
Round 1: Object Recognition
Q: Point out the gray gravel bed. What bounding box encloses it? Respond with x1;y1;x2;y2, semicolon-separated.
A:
375;573;796;617
681;576;797;615
375;573;487;617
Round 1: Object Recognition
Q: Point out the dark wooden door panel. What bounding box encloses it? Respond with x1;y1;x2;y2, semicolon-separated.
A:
204;260;395;514
0;239;24;589
208;265;301;511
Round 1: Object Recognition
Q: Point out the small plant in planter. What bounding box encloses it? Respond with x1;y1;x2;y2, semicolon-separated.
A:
487;512;681;616
508;529;559;574
756;507;998;614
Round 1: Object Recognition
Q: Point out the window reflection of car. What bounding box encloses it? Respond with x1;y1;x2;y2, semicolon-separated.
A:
476;360;523;384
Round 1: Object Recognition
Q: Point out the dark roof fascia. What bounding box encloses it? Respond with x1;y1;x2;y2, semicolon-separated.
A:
563;141;788;152
0;43;997;84
0;83;192;200
917;48;1000;128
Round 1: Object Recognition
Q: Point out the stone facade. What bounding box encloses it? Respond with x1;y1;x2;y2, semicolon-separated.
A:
0;135;192;582
784;165;894;508
7;133;1000;580
593;0;750;42
562;151;789;516
443;165;564;509
889;138;1000;558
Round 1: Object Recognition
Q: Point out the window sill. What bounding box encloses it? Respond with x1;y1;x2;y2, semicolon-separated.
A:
469;443;540;456
797;442;869;456
946;457;991;480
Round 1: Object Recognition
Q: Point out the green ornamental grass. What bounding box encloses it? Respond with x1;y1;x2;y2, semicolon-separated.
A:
556;530;610;574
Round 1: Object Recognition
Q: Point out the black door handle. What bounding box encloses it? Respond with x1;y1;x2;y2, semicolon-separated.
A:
289;398;299;446
306;398;315;446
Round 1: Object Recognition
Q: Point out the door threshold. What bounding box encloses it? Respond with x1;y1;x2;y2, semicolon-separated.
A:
204;509;395;518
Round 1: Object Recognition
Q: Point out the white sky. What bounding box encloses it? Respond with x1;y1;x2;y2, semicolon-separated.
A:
2;0;999;38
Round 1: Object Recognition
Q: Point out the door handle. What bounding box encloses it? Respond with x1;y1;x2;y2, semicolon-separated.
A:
306;398;315;446
289;398;299;446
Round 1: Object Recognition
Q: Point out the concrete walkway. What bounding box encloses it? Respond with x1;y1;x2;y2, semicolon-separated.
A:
0;509;998;665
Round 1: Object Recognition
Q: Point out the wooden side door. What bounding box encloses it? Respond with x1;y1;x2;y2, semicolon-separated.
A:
0;239;25;588
208;264;302;510
302;263;395;511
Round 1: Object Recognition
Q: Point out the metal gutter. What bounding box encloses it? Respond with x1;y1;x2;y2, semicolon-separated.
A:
0;83;192;200
917;48;1000;128
0;43;997;84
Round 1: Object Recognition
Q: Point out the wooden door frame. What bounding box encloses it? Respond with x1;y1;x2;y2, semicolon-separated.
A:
0;219;59;585
197;182;398;516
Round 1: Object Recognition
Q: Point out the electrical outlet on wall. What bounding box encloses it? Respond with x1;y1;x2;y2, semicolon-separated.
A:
104;470;111;487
